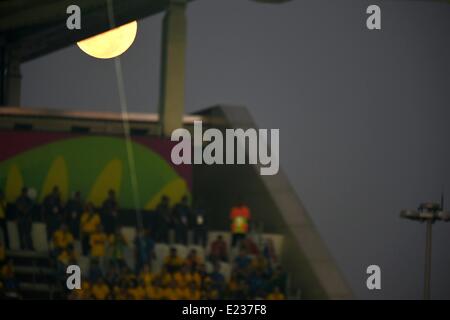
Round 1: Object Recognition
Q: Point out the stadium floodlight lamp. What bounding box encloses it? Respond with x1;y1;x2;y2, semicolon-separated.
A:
437;211;450;221
400;209;420;220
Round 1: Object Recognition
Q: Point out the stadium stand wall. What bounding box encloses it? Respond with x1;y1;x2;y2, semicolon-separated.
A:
193;105;353;299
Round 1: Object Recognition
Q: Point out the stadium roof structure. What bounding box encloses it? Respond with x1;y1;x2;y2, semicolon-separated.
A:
0;0;194;61
1;0;448;62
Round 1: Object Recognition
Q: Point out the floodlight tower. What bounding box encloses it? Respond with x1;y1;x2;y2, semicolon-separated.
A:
400;199;450;300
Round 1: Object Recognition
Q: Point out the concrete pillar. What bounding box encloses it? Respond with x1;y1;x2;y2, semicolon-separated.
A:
0;38;6;106
159;0;187;137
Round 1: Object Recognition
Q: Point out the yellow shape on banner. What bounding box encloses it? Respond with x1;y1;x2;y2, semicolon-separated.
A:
39;156;69;203
77;21;138;59
145;178;190;210
87;159;122;207
5;164;23;202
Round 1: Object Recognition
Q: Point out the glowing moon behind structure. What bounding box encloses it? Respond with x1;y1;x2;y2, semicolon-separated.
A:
77;21;138;59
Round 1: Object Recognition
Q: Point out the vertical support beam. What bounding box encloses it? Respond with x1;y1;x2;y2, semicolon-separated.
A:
5;48;22;106
1;45;22;107
159;0;187;137
0;38;6;106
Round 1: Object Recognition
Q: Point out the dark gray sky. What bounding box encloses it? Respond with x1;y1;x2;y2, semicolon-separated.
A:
21;0;450;299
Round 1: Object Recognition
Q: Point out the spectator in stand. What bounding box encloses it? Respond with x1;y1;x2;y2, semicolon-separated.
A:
209;235;228;263
262;238;277;266
233;279;250;300
89;259;103;283
120;264;136;286
65;191;83;240
56;244;77;275
192;204;207;247
15;187;33;250
146;278;162;299
105;264;120;289
158;266;173;287
113;283;130;300
52;224;74;265
164;247;183;273
248;269;265;298
185;248;202;272
241;236;260;255
108;228;127;268
161;279;179;300
80;202;101;255
269;265;287;293
102;189;119;236
89;225;108;263
196;262;208;284
209;263;226;296
172;264;186;285
69;279;92;300
172;195;191;245
91;278;110;300
1;259;18;291
154;195;171;242
201;278;219;300
185;281;201;300
0;189;9;249
230;201;251;247
128;279;146;300
266;286;285;300
138;263;153;287
234;248;251;272
42;186;63;240
134;228;155;273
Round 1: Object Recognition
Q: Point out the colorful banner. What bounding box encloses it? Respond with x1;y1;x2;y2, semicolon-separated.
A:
0;131;191;209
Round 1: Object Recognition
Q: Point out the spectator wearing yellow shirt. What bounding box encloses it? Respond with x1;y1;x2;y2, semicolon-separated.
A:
139;264;153;287
114;285;130;300
146;278;162;299
266;286;285;300
89;225;108;259
189;269;202;289
128;280;146;300
173;265;191;288
158;267;173;286
56;246;77;272
80;203;101;255
160;280;179;300
164;247;184;273
176;281;200;300
52;224;74;251
91;278;110;300
72;280;92;300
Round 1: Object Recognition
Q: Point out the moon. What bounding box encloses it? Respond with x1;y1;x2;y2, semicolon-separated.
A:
77;21;138;59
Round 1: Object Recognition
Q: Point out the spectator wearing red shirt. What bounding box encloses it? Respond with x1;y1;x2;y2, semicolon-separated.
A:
209;235;228;262
230;202;251;247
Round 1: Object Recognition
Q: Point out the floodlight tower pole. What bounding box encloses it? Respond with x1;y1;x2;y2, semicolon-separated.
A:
159;0;187;137
423;220;432;300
